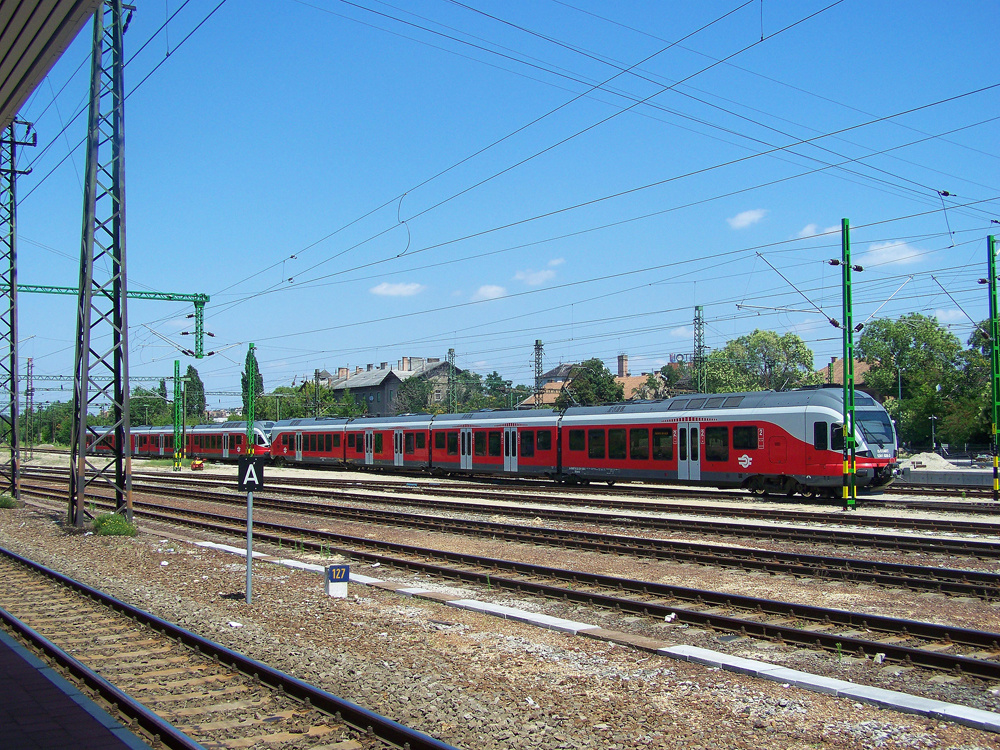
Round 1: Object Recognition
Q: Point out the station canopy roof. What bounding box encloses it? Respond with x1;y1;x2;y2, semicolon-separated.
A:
1;1;101;131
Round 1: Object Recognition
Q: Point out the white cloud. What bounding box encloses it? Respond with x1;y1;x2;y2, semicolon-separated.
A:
514;268;556;286
370;282;425;297
670;326;692;339
935;309;965;324
727;209;768;229
548;258;565;267
472;285;506;301
863;241;921;266
796;223;840;238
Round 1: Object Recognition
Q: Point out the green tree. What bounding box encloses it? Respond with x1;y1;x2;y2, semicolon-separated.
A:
395;378;433;414
856;313;963;444
131;386;169;426
184;365;206;418
241;348;264;420
554;359;624;410
333;388;368;418
703;330;819;393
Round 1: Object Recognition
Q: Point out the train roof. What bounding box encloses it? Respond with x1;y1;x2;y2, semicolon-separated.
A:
432;409;559;424
561;386;879;417
271;417;351;430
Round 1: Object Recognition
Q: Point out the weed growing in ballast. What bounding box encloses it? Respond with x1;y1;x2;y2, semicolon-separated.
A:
93;512;138;537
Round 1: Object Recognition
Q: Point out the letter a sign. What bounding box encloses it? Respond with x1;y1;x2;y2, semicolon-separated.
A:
238;456;266;491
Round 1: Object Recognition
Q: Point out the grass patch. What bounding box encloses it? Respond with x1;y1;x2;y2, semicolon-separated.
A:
93;512;138;536
0;494;17;509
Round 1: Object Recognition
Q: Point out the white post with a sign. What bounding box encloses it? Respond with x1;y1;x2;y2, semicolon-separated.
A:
325;564;350;598
237;457;266;605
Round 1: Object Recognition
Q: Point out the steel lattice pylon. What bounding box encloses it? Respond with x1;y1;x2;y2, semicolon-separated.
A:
533;339;544;408
693;306;706;393
69;1;133;526
1;121;34;502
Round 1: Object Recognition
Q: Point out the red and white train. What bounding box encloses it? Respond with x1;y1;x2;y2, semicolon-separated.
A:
92;421;272;460
266;386;898;497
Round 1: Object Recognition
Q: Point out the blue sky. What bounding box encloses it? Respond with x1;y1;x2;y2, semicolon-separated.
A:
12;0;1000;409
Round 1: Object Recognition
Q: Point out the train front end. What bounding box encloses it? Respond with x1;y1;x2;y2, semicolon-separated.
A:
853;404;899;489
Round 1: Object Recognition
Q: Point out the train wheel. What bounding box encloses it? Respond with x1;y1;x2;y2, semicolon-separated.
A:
799;488;817;499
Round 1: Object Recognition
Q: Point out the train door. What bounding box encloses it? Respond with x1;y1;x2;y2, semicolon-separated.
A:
157;434;164;457
503;427;518;473
677;423;701;481
365;430;374;465
222;433;230;459
295;432;303;461
394;429;404;466
460;428;472;470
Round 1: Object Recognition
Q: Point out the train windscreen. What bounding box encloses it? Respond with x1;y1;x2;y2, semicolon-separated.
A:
857;412;894;448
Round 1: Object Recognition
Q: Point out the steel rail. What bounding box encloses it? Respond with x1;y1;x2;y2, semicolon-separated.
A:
0;607;203;750
39;492;1000;681
113;481;1000;598
0;546;460;750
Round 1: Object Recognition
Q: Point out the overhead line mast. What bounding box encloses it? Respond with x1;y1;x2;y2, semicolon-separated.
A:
70;0;134;526
0;120;35;503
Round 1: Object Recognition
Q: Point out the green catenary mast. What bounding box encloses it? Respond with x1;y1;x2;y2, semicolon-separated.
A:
841;218;857;510
989;236;999;502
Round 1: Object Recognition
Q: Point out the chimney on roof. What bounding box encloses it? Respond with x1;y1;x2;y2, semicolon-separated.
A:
617;353;629;378
367;363;373;371
380;362;388;369
338;367;348;380
402;356;410;371
355;366;362;374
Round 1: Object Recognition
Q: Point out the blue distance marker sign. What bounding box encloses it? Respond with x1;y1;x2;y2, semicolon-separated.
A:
325;564;350;598
237;456;266;491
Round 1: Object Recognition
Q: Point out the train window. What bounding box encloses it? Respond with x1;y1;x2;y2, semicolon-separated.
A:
588;429;605;459
373;434;383;453
474;433;486;456
678;429;687;461
416;433;426;450
668;400;688;411
687;398;707;409
690;427;699;461
630;428;649;460
813;421;828;451
569;429;585;451
653;428;673;460
521;430;534;457
447;432;459;455
355;434;364;453
282;434;288;447
705;426;728;462
608;429;626;460
405;433;415;453
723;396;744;408
325;434;332;452
489;431;502;457
831;424;845;451
537;430;552;451
435;432;446;450
309;434;316;452
705;397;725;408
333;434;341;448
348;433;356;448
733;425;758;450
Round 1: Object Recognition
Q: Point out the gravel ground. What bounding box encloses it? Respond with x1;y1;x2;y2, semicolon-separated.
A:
5;458;1000;749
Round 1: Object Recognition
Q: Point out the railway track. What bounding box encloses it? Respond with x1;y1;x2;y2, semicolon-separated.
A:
0;545;458;750
26;466;1000;537
19;483;1000;682
24;476;1000;599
